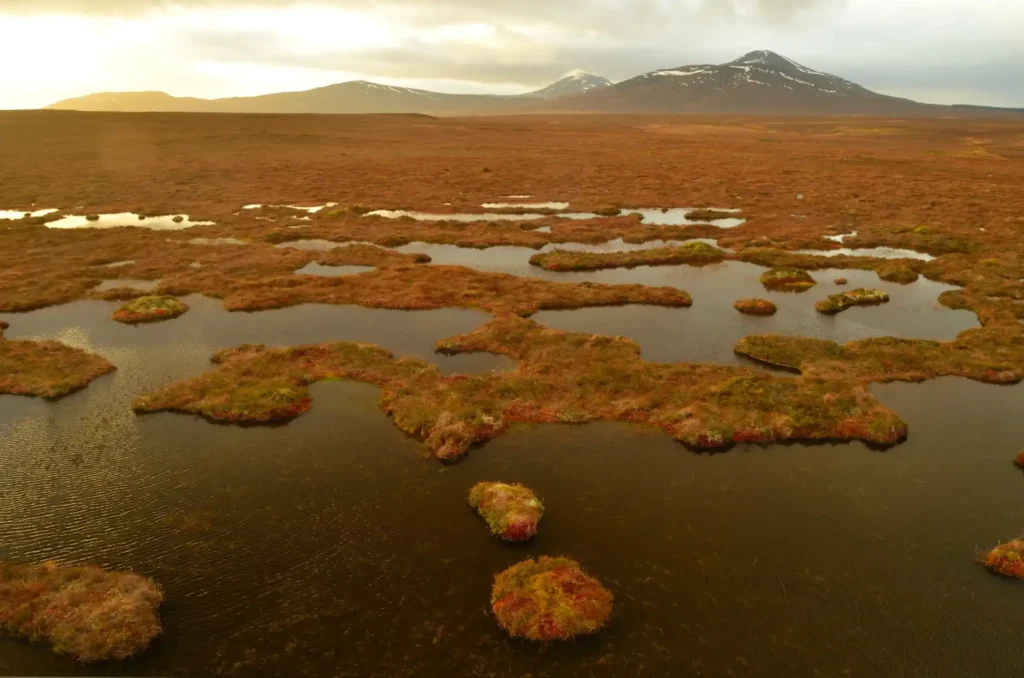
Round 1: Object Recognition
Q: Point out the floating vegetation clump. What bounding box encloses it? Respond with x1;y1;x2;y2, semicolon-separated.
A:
760;267;817;292
0;561;163;662
834;277;848;285
982;540;1024;580
0;326;115;398
529;240;727;271
734;298;777;316
877;262;920;284
491;556;613;641
112;295;190;324
815;288;890;315
1016;450;1024;469
469;482;544;542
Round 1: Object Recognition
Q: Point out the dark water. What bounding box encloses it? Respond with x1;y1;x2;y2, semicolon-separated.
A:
1;284;1020;678
293;263;376;277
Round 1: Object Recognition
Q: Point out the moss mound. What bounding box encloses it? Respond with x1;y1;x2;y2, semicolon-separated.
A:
983;540;1024;579
491;556;613;641
1016;450;1024;469
760;267;816;292
834;277;848;285
529;240;724;272
815;288;890;315
112;295;189;324
734;298;777;316
469;482;544;542
877;262;919;284
0;561;163;662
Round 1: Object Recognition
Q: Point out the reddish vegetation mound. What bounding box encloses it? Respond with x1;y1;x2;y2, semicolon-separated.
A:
0;330;115;399
112;295;189;324
815;288;890;315
0;561;163;662
469;482;544;542
1015;450;1024;469
834;277;848;285
491;556;613;641
983;540;1024;580
734;298;777;316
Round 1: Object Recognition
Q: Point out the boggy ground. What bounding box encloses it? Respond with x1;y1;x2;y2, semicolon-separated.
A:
133;315;908;460
0;322;115;398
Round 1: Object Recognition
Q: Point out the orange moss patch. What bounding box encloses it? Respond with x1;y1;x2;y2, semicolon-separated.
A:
834;277;848;285
734;298;777;315
112;295;189;324
982;540;1024;580
491;556;613;641
134;315;909;461
815;288;889;315
469;482;544;542
1015;450;1024;469
0;561;163;662
0;326;115;399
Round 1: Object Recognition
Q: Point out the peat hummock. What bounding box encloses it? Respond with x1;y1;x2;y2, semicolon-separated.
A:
491;556;613;641
815;288;890;315
760;267;816;292
982;540;1024;580
734;298;777;316
468;482;544;541
112;295;190;324
0;561;163;662
0;325;115;398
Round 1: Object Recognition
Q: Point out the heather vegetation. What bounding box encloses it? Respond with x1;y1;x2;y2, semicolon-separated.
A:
759;267;817;292
982;541;1024;580
112;295;189;323
529;240;727;271
468;482;544;542
491;556;613;641
734;298;777;315
0;561;163;662
0;324;115;398
815;288;889;314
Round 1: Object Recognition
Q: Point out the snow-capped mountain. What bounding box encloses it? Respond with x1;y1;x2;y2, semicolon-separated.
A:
555;50;936;115
525;70;612;99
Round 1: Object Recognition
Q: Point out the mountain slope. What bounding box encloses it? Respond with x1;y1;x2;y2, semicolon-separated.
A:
526;71;612;99
554;50;938;115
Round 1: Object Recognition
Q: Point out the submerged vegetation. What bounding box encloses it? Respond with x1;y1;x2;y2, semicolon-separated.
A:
0;324;115;398
0;561;163;662
529;241;726;271
815;288;890;315
491;556;613;641
759;267;817;292
734;298;777;316
468;482;544;542
112;295;190;324
134;315;909;460
982;540;1024;580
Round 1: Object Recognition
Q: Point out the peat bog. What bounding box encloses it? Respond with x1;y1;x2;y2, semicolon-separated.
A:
1;111;1023;676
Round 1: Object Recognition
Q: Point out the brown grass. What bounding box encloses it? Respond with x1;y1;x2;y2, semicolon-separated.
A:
0;561;163;662
0;324;115;398
529;241;726;271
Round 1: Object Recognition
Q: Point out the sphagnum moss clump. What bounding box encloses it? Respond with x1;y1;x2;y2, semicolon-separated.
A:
0;561;163;662
760;267;816;292
112;295;189;324
734;298;777;316
491;556;613;641
469;482;544;542
815;288;890;315
983;540;1024;580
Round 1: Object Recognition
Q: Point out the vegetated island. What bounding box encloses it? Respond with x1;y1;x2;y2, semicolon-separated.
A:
469;482;544;542
0;322;115;398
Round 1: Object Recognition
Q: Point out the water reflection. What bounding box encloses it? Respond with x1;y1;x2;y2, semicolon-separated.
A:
0;208;58;219
47;213;213;231
294;263;375;277
94;279;161;292
796;246;935;261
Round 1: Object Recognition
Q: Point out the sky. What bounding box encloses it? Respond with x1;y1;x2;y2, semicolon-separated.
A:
1;0;1021;109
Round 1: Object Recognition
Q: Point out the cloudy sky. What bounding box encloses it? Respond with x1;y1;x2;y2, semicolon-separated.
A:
1;0;1021;109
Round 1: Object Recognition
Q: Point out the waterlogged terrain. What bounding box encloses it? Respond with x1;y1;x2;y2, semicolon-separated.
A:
2;111;1024;677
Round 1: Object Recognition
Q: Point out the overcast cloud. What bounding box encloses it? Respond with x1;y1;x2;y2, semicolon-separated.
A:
1;0;1021;109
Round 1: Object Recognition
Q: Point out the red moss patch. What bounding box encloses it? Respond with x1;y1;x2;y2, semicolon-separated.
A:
469;482;544;542
0;561;163;662
491;556;612;641
1015;450;1024;469
112;295;189;324
983;540;1024;580
0;330;115;399
760;267;816;292
734;298;777;316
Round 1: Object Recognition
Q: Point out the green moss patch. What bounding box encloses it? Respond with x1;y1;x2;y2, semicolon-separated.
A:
0;561;163;662
734;298;777;315
112;295;189;324
815;288;890;314
469;482;544;542
529;241;725;272
491;556;612;641
760;267;816;292
983;540;1024;580
0;328;115;399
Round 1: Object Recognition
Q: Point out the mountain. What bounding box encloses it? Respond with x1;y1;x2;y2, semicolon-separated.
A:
525;70;612;99
551;50;939;115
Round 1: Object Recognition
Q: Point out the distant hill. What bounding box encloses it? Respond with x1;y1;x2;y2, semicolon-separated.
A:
525;71;612;99
46;52;1022;117
551;50;945;116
